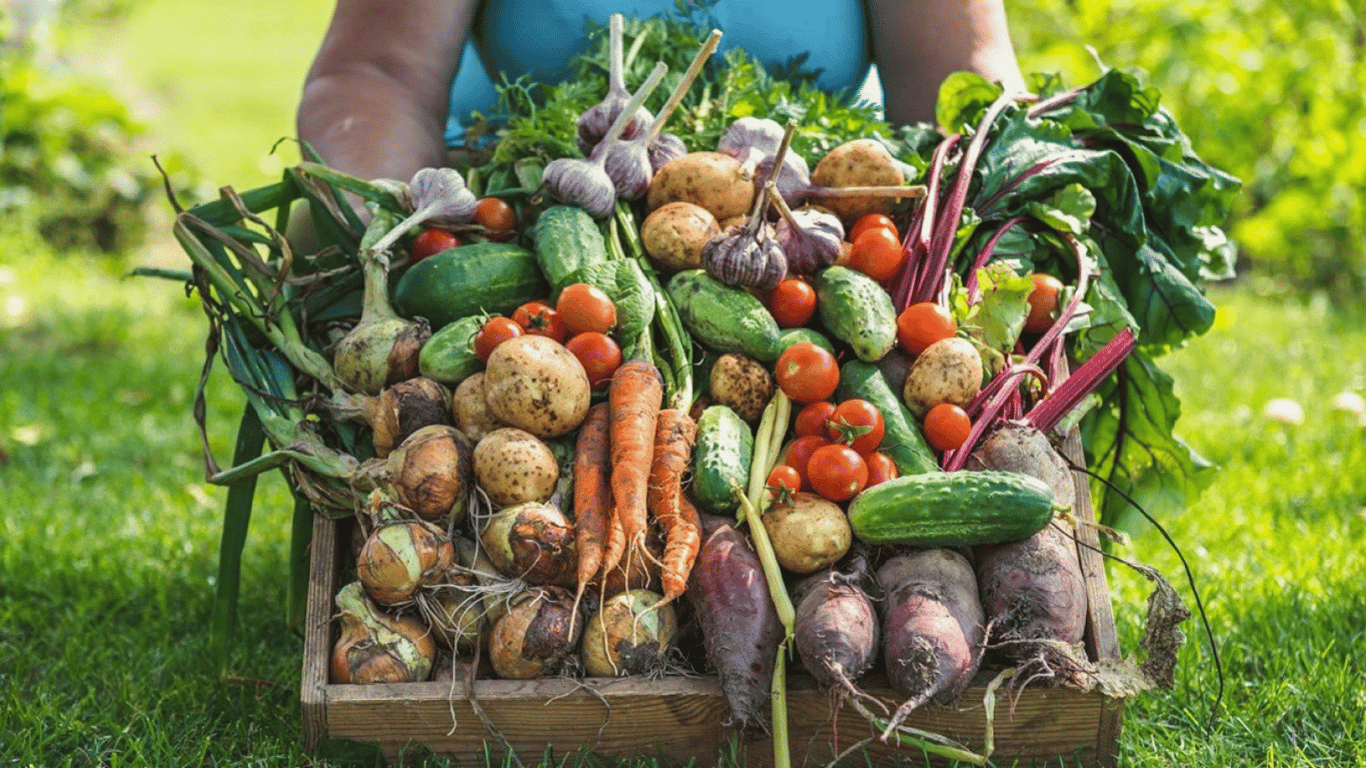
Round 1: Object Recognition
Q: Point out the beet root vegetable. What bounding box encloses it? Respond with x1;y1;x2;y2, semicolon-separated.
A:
688;520;783;737
792;558;878;699
876;548;985;734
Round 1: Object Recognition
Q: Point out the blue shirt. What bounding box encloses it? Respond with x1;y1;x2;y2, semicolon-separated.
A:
444;0;873;144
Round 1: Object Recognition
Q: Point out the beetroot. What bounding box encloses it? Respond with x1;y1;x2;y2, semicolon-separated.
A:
792;555;878;697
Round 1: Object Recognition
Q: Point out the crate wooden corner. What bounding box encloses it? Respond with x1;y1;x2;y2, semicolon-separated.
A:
301;433;1124;767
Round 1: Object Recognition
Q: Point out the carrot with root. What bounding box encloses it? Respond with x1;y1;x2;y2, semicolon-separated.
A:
647;408;699;606
602;359;664;576
569;402;612;632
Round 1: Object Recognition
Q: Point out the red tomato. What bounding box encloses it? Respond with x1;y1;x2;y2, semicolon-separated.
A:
863;451;899;489
896;302;958;356
1024;273;1065;334
806;443;868;502
765;465;802;503
766;278;817;329
554;283;617;336
826;398;886;456
564;331;622;390
848;227;904;282
474;197;517;242
774;342;840;404
474;316;523;362
512;300;566;343
794;401;837;439
849;213;899;244
922;403;973;452
411;228;460;262
782;434;831;491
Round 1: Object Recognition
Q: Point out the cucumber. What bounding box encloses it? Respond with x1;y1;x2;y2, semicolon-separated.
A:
533;205;608;291
393;241;547;329
835;359;939;476
666;269;782;361
778;327;835;356
814;265;897;362
691;405;754;514
847;470;1056;547
417;314;484;385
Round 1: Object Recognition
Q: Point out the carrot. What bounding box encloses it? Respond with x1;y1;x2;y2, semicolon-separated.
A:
602;359;664;575
647;408;700;605
569;402;612;629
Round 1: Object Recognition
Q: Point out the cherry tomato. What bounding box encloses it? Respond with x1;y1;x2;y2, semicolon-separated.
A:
896;301;958;356
512;300;566;343
922;402;973;452
411;228;460;262
765;465;802;503
826;398;886;456
555;283;617;336
766;278;817;329
1024;273;1065;334
864;451;899;489
806;443;868;502
848;227;904;282
774;342;840;404
474;197;517;241
794;401;837;439
782;434;831;491
474;316;523;362
849;213;899;244
564;331;622;390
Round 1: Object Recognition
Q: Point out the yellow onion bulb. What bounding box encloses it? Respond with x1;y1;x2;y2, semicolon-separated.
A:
356;519;455;606
330;582;436;684
387;424;472;524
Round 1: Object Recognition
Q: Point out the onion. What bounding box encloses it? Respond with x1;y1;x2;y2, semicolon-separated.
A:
330;581;436;684
419;539;487;651
330;376;450;458
581;589;678;677
488;586;582;679
387;424;473;524
480;501;578;587
356;511;455;606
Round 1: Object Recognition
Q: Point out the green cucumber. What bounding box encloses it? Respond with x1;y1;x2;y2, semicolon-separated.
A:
393;241;547;329
835;359;940;476
533;205;608;291
666;269;782;361
417;314;484;385
847;470;1056;547
691;405;754;514
814;265;897;362
778;327;835;356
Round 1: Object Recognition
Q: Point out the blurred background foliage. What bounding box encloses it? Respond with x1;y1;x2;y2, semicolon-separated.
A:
3;0;1364;303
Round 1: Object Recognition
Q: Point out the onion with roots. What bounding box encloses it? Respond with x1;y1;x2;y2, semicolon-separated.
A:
330;376;450;459
419;537;488;651
330;581;436;684
356;498;456;605
488;586;583;679
581;589;678;677
387;424;473;524
480;501;578;587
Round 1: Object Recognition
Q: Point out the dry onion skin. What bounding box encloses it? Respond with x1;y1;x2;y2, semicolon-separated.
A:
330;582;436;684
480;501;578;587
387;424;473;524
420;540;488;652
581;589;678;677
356;517;456;606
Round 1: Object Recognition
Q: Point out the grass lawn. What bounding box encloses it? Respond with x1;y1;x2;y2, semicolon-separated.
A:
2;1;1364;765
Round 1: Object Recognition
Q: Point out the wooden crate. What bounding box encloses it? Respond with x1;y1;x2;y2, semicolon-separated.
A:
301;433;1124;767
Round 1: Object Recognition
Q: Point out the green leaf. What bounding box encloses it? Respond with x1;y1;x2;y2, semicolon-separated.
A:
1025;182;1096;236
210;403;267;674
935;72;1004;134
966;262;1035;361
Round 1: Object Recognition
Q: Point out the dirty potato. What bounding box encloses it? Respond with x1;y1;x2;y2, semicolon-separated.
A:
473;427;560;508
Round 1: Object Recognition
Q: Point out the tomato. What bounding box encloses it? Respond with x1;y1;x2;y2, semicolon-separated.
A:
896;301;958;356
554;283;617;336
849;213;899;244
512;300;566;343
848;226;904;282
794;401;837;439
922;402;973;452
765;465;802;504
1024;273;1065;334
774;342;840;404
863;451;899;489
474;316;523;362
564;331;622;390
474;197;517;242
826;398;886;456
806;443;868;502
411;228;460;262
782;434;830;491
766;278;817;329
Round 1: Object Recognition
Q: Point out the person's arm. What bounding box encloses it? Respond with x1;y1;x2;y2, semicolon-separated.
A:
865;0;1026;127
297;0;480;183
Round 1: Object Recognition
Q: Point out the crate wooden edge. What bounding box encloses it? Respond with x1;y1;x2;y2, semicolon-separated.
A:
301;431;1123;767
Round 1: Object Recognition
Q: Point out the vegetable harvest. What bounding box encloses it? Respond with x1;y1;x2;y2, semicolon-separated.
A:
171;10;1233;767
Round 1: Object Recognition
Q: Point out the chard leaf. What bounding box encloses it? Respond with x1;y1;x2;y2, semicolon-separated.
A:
1025;182;1096;236
965;262;1034;361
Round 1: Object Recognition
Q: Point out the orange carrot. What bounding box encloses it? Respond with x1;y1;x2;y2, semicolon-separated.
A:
647;408;700;605
570;402;612;626
601;359;663;575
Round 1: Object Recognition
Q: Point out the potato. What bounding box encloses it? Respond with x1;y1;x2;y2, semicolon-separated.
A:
903;336;983;418
810;139;905;225
473;427;559;508
708;352;774;423
640;201;721;273
450;372;506;443
647;151;756;221
483;334;591;438
761;492;852;574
